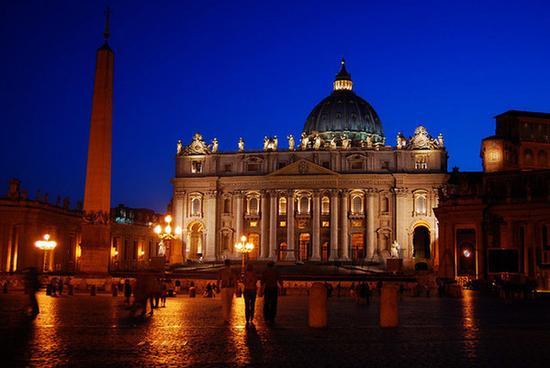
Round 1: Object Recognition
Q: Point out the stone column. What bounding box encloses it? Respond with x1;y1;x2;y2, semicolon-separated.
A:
366;189;376;260
286;190;296;261
340;190;350;260
394;187;408;258
330;190;339;260
311;191;321;261
269;191;278;260
260;190;269;259
234;191;244;241
173;190;185;263
204;190;217;261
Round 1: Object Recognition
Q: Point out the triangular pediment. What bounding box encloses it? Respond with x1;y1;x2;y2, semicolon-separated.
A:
268;159;339;176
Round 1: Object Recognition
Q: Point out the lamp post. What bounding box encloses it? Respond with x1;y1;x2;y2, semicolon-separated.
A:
35;234;57;272
235;235;254;276
153;215;182;261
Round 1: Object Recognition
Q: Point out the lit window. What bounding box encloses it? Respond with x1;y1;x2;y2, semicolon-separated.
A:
279;197;287;215
414;192;427;215
415;155;428;170
298;196;310;214
279;221;286;227
247;196;259;215
191;196;202;217
249;221;257;228
191;161;203;173
351;195;363;214
321;196;330;215
322;221;330;228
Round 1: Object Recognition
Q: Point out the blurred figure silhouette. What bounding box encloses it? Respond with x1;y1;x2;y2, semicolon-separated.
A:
23;267;40;318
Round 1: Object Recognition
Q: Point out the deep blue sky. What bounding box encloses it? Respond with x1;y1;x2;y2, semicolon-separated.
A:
1;1;550;212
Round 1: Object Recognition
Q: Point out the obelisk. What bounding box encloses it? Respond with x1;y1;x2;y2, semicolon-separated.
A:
79;10;114;274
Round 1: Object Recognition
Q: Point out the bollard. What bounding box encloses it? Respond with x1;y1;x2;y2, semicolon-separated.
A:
379;283;399;328
46;284;52;296
90;285;96;296
68;284;74;296
189;286;196;298
309;282;328;328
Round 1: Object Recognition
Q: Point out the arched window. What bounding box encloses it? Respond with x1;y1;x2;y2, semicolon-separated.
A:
381;197;389;213
351;195;363;214
279;197;287;215
298;196;310;214
414;192;427;215
321;196;330;215
223;198;231;214
190;195;202;217
248;196;259;215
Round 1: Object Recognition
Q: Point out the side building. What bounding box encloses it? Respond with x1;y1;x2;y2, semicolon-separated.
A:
0;179;161;273
172;60;448;270
436;110;550;287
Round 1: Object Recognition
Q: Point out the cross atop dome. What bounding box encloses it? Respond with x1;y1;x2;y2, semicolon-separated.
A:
333;57;353;91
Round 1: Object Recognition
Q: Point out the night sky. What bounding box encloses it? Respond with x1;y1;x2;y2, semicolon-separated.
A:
1;1;549;212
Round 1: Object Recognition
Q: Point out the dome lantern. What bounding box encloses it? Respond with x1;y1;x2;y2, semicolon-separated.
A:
333;57;353;91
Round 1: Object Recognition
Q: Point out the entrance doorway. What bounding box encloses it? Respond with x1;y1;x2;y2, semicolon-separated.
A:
188;222;204;259
351;233;364;260
413;226;430;259
248;233;259;260
299;233;310;261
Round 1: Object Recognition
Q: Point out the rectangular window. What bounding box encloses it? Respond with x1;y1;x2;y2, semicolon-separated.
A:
322;221;330;228
381;161;390;170
322;161;330;169
191;161;203;173
351;161;363;170
224;164;232;173
249;221;258;228
279;221;287;228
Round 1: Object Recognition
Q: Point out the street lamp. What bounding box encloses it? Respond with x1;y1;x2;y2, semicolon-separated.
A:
153;215;182;258
235;235;254;275
35;234;57;272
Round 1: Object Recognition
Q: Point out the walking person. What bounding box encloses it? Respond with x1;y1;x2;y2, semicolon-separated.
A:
24;267;40;318
217;259;237;324
58;277;64;296
261;261;283;324
242;263;258;327
123;279;132;304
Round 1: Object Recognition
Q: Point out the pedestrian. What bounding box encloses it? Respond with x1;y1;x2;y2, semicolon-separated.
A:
261;260;283;324
58;277;64;296
23;267;40;317
50;277;57;297
242;263;258;327
123;279;132;304
217;259;237;324
160;280;167;307
130;274;149;318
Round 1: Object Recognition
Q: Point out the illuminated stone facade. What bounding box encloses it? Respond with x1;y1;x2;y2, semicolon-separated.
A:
436;111;550;287
172;61;448;270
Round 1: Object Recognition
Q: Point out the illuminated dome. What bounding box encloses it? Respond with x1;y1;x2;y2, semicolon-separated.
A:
303;59;384;145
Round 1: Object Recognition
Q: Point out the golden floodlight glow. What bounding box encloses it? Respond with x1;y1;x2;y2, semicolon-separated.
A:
35;234;57;250
154;225;162;234
240;235;247;243
165;225;172;234
165;215;172;224
175;226;182;235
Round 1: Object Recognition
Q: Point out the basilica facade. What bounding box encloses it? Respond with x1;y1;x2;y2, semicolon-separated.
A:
172;60;448;269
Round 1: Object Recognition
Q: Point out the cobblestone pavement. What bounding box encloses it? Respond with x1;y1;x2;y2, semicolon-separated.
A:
1;290;550;367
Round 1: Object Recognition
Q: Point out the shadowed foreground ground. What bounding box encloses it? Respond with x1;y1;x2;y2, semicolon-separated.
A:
1;291;549;367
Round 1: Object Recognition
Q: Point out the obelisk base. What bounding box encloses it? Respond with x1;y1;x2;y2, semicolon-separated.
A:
79;223;111;274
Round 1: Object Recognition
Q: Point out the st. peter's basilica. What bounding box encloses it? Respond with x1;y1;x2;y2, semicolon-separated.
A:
172;60;447;270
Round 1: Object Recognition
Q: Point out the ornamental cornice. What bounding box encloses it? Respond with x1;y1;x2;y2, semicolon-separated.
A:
174;190;186;199
205;190;218;198
392;187;409;196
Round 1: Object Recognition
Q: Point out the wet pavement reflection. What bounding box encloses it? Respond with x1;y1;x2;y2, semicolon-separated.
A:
1;290;550;367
